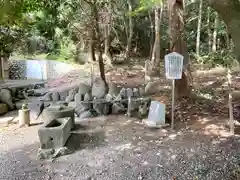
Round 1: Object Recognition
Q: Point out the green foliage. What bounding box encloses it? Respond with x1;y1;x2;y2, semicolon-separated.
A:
193;50;236;68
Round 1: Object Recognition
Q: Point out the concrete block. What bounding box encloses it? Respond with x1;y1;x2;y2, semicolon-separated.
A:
38;117;72;149
41;105;75;129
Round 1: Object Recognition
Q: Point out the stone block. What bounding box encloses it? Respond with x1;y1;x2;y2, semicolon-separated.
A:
41;106;75;129
38;117;72;149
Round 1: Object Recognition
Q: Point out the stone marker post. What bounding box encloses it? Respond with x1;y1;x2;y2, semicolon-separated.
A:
19;103;30;127
127;88;133;117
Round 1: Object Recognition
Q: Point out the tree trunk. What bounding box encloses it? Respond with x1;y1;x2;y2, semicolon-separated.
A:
207;0;240;62
92;4;108;91
150;6;163;73
88;29;96;62
125;0;133;60
149;10;154;57
0;57;3;80
207;6;212;53
104;23;112;64
168;0;192;98
196;0;203;56
212;13;219;52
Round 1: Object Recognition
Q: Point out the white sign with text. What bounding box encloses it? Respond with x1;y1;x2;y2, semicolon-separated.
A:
164;52;183;80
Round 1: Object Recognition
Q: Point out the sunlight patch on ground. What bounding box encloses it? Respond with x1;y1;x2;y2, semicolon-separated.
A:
197;118;212;125
203;123;232;137
114;143;134;151
194;67;227;77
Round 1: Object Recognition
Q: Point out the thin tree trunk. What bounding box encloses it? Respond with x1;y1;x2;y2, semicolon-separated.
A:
125;0;133;60
104;23;112;64
212;13;219;52
80;35;85;51
228;68;234;134
104;5;113;65
149;10;154;57
0;57;3;80
207;6;212;53
168;0;192;98
150;5;163;73
89;29;96;62
226;32;230;49
196;0;203;56
92;4;108;91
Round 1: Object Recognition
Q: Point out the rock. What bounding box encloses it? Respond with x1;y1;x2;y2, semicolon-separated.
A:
105;94;113;102
16;89;25;99
84;93;92;101
102;103;111;115
66;96;73;103
33;88;49;97
52;147;72;158
69;88;77;97
79;110;93;119
58;90;68;101
74;93;83;102
68;102;77;109
112;103;125;114
0;103;8;115
37;147;71;160
37;148;55;160
26;89;35;96
133;88;140;97
15;101;24;110
11;88;17;97
84;93;92;109
145;81;159;95
42;92;52;101
66;89;77;102
139;86;145;96
119;88;127;98
93;100;111;115
108;83;121;97
138;99;151;118
78;83;91;94
51;92;60;101
93;99;103;115
75;102;90;117
54;101;68;106
0;89;14;110
92;77;107;99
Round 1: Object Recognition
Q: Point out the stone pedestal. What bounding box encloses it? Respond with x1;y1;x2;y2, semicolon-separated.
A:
19;109;30;127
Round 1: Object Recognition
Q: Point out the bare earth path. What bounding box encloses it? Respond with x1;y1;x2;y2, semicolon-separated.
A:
0;115;240;180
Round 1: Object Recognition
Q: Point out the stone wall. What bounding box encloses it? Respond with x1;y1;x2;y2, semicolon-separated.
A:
9;60;77;80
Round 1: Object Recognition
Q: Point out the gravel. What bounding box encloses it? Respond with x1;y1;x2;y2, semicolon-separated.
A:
0;115;240;180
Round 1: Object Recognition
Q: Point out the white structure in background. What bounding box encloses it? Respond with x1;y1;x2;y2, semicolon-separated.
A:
18;60;76;80
164;52;184;129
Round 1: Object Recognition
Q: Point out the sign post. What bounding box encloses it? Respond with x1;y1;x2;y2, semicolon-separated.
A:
164;52;184;129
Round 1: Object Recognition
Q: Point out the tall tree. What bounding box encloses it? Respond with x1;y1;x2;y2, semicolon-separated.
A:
150;5;163;72
124;0;134;60
212;12;219;52
196;0;203;56
207;6;212;53
168;0;192;98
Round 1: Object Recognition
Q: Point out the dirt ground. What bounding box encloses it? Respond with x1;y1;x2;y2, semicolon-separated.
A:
1;64;240;180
